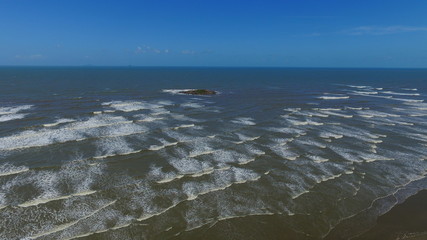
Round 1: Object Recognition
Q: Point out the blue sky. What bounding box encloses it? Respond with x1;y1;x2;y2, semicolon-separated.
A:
1;0;427;67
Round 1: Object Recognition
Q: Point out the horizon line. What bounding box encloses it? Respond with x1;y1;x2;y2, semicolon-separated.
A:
0;65;427;70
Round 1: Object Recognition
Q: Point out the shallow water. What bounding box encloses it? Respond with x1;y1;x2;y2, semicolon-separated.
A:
0;67;427;239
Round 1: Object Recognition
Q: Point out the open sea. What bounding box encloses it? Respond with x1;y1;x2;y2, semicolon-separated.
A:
1;67;427;240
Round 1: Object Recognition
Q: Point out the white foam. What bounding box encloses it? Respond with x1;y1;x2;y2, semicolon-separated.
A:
148;140;179;151
295;139;327;149
270;144;299;160
353;91;378;95
0;115;147;151
360;153;393;162
183;167;261;201
234;133;260;144
27;199;116;239
283;116;324;126
356;110;400;118
0;105;33;115
272;138;295;145
402;88;418;91
157;174;185;184
102;100;168;112
0;113;27;122
181;102;204;108
135;115;164;122
237;158;256;165
392;98;424;103
313;108;342;111
18;190;97;208
319;132;343;139
320;110;353;118
307;155;329;163
189;150;215;158
0;163;29;177
383;91;420;96
189;168;215;177
267;127;306;135
318;96;350;100
43;118;76;127
172;124;195;130
347;85;371;89
231;117;256;126
315;173;343;184
162;89;196;95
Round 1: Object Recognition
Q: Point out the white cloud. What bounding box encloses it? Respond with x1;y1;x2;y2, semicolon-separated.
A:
344;25;427;35
135;45;169;54
181;50;196;55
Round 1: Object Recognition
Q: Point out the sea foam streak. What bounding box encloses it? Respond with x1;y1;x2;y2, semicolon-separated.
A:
0;163;29;177
27;200;117;239
18;190;97;208
318;96;350;100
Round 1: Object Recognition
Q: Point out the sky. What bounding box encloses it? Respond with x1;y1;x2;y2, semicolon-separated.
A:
1;0;427;67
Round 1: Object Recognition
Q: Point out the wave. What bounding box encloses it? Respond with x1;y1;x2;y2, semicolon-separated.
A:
0;115;147;151
307;155;329;163
27;199;116;239
234;134;260;144
135;116;164;122
347;85;371;89
356;110;400;118
270;144;300;160
148;141;179;151
402;88;418;91
188;168;215;177
0;163;29;177
0;113;28;122
61;222;133;240
352;91;378;95
237;158;256;165
18;190;97;208
383;91;420;96
393;98;424;103
102;100;171;112
156;174;185;184
189;150;215;158
93;149;141;159
313;108;342;111
43;118;76;127
284;118;324;126
181;102;204;108
0;105;33;115
172;124;195;130
318;96;350;100
162;89;195;95
320;110;353;118
231;117;256;126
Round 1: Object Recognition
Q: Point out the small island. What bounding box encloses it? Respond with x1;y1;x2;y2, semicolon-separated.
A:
179;89;217;95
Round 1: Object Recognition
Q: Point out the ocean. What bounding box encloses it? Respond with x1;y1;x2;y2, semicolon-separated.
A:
0;67;427;240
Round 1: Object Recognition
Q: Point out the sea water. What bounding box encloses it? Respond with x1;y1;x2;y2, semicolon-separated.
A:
0;67;427;239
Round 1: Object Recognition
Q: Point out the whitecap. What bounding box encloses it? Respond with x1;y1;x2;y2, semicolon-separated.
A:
0;105;33;115
181;102;204;108
231;117;256;126
0;113;27;122
162;89;195;95
383;91;420;96
318;96;350;100
0;163;29;177
43;118;76;127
